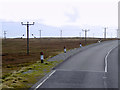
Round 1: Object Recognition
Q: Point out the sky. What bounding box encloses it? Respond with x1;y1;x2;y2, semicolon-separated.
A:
0;0;119;38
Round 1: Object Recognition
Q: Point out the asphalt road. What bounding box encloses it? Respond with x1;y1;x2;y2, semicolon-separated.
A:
31;40;119;89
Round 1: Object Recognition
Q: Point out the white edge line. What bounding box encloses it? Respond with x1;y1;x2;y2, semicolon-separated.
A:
105;47;116;72
34;70;56;90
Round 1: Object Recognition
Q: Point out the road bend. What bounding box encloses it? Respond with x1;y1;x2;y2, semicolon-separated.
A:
32;40;119;89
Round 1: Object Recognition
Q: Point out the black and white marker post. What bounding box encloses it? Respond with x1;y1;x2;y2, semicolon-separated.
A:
40;52;44;63
80;43;82;47
64;46;66;53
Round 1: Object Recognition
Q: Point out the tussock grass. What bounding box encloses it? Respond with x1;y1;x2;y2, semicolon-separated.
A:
2;59;63;88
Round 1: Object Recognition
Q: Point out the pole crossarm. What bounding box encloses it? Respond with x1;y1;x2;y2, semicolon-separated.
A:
82;29;90;32
21;22;35;25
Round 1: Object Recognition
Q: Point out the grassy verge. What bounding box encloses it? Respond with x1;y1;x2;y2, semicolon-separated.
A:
2;38;117;89
1;59;63;88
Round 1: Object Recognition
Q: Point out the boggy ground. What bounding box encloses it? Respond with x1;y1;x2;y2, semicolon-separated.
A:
1;38;116;88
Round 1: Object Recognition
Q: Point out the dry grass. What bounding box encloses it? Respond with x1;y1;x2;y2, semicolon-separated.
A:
2;38;116;77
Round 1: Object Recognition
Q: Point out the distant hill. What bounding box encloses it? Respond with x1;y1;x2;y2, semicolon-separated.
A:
0;20;117;38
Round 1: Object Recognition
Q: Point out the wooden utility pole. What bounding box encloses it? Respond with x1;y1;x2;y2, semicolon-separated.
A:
39;30;42;38
93;33;94;38
79;32;81;37
82;29;90;45
4;31;7;39
104;27;107;39
60;30;62;38
21;22;35;55
111;33;112;38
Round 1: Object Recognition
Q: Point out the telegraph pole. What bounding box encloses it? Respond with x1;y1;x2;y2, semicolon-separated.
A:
39;30;42;38
93;33;94;38
82;29;90;45
60;30;62;38
21;22;35;55
104;27;107;39
4;31;7;39
117;29;120;38
79;32;81;37
111;33;112;38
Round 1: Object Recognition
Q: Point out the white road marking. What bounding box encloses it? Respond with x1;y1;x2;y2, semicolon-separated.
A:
104;46;117;72
56;69;104;73
34;70;56;90
104;45;117;88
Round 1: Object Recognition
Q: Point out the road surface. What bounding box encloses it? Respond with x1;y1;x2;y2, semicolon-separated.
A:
31;40;119;89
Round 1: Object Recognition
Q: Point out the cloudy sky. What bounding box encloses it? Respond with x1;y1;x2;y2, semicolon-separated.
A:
0;0;119;38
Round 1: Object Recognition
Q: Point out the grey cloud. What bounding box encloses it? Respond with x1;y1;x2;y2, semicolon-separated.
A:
65;8;79;22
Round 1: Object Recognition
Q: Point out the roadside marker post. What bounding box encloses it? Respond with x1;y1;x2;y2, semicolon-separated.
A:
98;40;101;43
40;52;44;63
80;43;82;47
64;46;66;53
